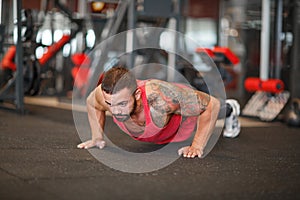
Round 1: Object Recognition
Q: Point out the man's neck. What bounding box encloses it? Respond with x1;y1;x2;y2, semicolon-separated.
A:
130;99;145;124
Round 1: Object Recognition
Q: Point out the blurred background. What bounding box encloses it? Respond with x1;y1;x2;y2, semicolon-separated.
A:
0;0;299;124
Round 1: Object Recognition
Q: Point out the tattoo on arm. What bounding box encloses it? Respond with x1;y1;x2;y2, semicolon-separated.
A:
148;82;180;114
147;92;173;114
147;81;210;116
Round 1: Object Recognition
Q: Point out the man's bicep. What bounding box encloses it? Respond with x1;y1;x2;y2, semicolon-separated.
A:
195;90;210;111
177;89;209;116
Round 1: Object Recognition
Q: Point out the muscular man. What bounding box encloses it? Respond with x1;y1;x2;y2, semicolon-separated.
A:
77;66;239;158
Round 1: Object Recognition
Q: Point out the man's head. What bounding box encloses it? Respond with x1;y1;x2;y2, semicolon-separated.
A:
101;66;141;122
101;66;137;95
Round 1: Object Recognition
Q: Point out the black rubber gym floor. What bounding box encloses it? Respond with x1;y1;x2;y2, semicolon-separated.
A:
0;103;299;200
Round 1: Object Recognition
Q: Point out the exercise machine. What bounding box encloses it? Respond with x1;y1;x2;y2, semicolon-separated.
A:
242;0;290;121
0;0;88;107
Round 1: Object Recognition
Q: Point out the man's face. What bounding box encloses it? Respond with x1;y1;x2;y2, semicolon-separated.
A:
102;88;137;122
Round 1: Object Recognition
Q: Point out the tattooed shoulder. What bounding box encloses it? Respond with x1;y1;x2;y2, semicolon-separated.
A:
146;80;180;114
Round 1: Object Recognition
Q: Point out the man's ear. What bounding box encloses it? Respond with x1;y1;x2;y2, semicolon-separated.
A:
135;88;142;100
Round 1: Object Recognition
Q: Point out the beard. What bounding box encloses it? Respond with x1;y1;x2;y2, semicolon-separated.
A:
113;114;131;122
113;98;137;122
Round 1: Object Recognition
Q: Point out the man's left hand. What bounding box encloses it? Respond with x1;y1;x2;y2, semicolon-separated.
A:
178;146;203;158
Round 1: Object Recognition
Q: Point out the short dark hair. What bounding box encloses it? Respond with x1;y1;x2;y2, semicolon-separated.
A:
101;66;137;94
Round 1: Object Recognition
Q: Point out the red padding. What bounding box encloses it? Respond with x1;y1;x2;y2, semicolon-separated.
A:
261;79;284;93
1;46;16;71
71;53;91;89
213;47;240;65
71;53;90;66
195;47;215;58
244;77;262;92
38;34;71;66
72;67;104;94
72;67;90;89
245;77;285;93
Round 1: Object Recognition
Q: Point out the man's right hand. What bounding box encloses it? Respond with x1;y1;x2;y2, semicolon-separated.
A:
77;139;106;149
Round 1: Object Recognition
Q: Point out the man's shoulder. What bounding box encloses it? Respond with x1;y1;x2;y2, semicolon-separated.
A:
144;79;164;92
144;79;167;87
93;85;109;111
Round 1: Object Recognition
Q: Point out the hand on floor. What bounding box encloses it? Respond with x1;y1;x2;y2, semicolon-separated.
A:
178;146;203;158
77;138;106;149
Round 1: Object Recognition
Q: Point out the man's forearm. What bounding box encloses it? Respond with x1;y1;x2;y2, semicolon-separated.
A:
191;96;220;151
86;92;106;140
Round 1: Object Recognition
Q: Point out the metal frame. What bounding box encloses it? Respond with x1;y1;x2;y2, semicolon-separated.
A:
86;0;182;96
0;0;24;113
291;0;300;98
260;0;271;81
15;0;24;113
0;0;2;24
274;0;283;79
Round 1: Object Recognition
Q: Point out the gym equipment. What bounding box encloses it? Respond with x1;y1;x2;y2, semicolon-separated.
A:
244;77;284;93
288;0;300;122
194;46;239;91
242;0;290;121
0;0;25;112
0;0;3;44
244;77;261;92
84;0;181;97
211;46;240;65
1;46;16;71
71;53;91;96
0;0;88;100
196;47;240;65
0;25;4;54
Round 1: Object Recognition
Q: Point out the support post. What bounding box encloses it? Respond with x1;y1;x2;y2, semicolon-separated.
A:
260;0;271;81
291;0;300;98
0;0;3;54
0;0;2;24
167;18;177;82
274;0;283;79
15;0;24;113
126;0;136;69
167;0;181;82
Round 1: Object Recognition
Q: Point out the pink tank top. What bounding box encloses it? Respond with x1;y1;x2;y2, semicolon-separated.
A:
113;80;198;144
